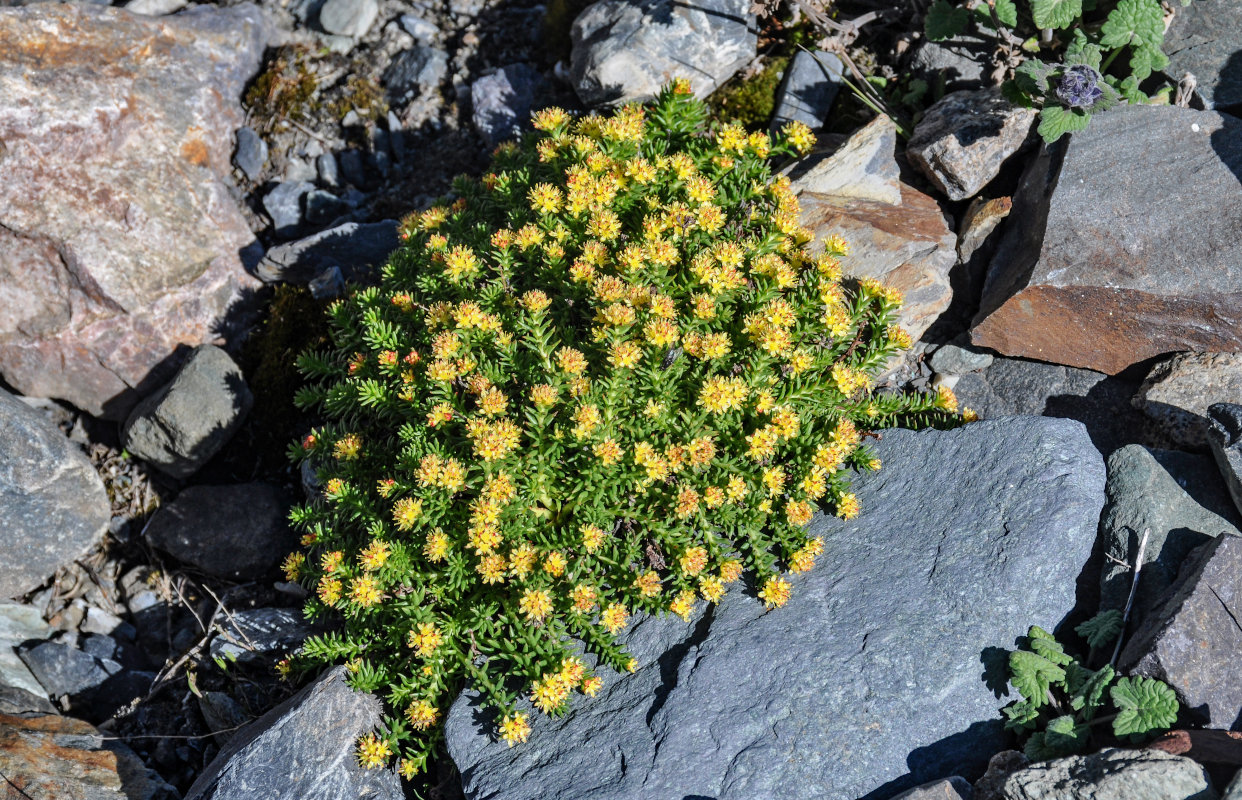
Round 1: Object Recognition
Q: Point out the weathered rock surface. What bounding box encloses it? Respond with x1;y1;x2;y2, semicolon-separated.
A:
0;712;177;800
907;88;1035;201
186;666;402;800
144;483;296;580
1164;0;1242;111
570;0;756;106
0;3;267;419
970;105;1242;375
795;117;957;342
911;33;990;92
1099;446;1241;619
256;219;399;284
471;62;543;146
1207;403;1242;518
1134;352;1242;450
0;389;110;599
1227;772;1242;800
1121;534;1242;730
318;0;377;38
930;343;993;376
209;608;322;664
0;603;53;699
447;417;1105;800
771;49;843;129
121;344;252;479
1149;730;1242;791
893;777;973;799
382;45;448;106
999;748;1216;800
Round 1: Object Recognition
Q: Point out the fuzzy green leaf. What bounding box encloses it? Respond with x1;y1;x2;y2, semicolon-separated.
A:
1064;29;1103;71
1045;714;1091;753
1009;649;1067;702
975;0;1018;29
1100;0;1168;80
1070;664;1115;720
1029;632;1074;666
1037;105;1091;143
1076;609;1124;650
1003;697;1043;732
1111;676;1179;741
926;0;969;41
1030;0;1082;30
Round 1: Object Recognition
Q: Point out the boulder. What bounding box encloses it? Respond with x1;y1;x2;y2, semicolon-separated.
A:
1099;446;1241;619
795;117;957;343
446;417;1105;799
1163;0;1242;111
1148;730;1242;791
1134;352;1242;451
970;105;1242;375
907;88;1035;201
144;483;297;580
910;33;991;92
0;389;110;599
0;712;177;800
471;63;544;147
0;3;267;419
255;220;399;284
771;49;844;130
121;344;252;479
570;0;756;106
186;666;402;800
999;748;1216;800
1207;403;1242;518
1120;534;1242;730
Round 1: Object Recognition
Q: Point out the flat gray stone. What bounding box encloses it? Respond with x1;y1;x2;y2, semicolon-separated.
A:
907;88;1036;201
382;45;448;105
317;0;377;38
930;343;993;376
771;49;844;130
0;603;53;698
999;748;1216;800
446;417;1105;799
255;220;399;284
233;126;267;182
1164;0;1242;111
17;640;119;698
186;666;402;800
263;180;314;238
209;608;322;664
570;0;756;106
911;33;990;92
1099;445;1241;620
471;63;543;146
1134;352;1242;451
893;777;973;799
0;389;109;599
144;483;296;580
1207;403;1242;518
790;115;902;204
1120;534;1242;730
121;344;252;480
398;13;438;43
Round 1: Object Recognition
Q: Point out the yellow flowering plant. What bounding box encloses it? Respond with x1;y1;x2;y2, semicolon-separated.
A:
287;81;961;777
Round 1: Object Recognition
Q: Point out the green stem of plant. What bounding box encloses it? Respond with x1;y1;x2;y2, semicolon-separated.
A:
1099;39;1129;74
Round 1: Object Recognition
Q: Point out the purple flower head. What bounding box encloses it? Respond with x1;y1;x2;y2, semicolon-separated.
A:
1056;64;1104;109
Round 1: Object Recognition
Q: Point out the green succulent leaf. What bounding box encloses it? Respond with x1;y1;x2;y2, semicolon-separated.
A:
1075;609;1124;650
1100;0;1168;80
1111;676;1179;741
1030;0;1082;30
1009;649;1067;702
925;0;970;41
1037;105;1092;143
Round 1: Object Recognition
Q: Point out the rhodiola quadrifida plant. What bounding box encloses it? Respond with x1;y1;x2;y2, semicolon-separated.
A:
284;81;964;777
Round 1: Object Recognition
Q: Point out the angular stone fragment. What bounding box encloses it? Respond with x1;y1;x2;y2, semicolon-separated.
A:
1120;534;1242;730
1099;445;1241;619
186;666;402;800
971;105;1242;375
447;418;1105;799
1148;729;1242;791
318;0;377;38
209;608;322;664
1164;0;1242;111
930;343;993;376
0;389;110;599
1134;352;1242;451
471;63;543;147
907;88;1035;201
790;115;901;204
0;603;53;699
144;483;297;580
911;33;990;92
999;748;1215;800
121;344;252;479
0;3;267;418
771;49;843;130
570;0;755;106
1207;403;1242;518
892;777;973;799
256;220;399;284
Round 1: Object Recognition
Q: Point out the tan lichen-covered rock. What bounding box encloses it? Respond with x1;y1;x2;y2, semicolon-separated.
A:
0;3;267;419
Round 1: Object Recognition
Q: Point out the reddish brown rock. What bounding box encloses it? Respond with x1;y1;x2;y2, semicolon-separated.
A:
0;4;267;418
970;105;1242;375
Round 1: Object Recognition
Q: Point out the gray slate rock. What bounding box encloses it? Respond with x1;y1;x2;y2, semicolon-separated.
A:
17;640;121;697
1226;771;1242;800
186;666;402;800
121;344;252;480
1164;0;1242;111
398;13;438;43
0;679;57;716
316;152;340;189
893;777;973;799
198;691;249;744
771;49;844;130
0;603;54;699
570;0;756;105
317;0;377;37
382;45;449;105
263;180;315;238
911;33;991;92
1120;534;1242;729
447;417;1105;799
999;748;1217;800
256;219;399;284
0;389;110;599
338;148;367;188
209;608;322;664
144;483;296;580
907;88;1036;201
305;190;347;225
471;63;543;147
1134;352;1242;451
233;126;267;181
930;343;993;376
1099;445;1242;620
1207;403;1242;518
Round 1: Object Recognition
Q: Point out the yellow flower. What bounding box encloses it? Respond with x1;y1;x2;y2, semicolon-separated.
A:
698;376;748;414
356;733;392;769
626;658;639;673
763;466;786;495
726;476;748;503
349;575;383;607
406;700;439;730
532;673;572;713
679;546;708;576
443;245;481;282
570;583;597;613
520;588;553;622
521;290;551;313
572;403;602;439
720;559;744;583
333;434;361;461
634;570;662;597
530;383;558;408
703;485;725;508
700;575;725;603
759;575;792;608
424;529;450;562
556;347;588;375
643;318;680;348
321;550;345;573
407;622;444;657
359;540;391;571
935;385;959;413
500;713;531;746
317;576;342;605
675;486;701;518
581;524;606;552
509;543;537;578
282;552;305;582
582;675;604;697
601;602;628;634
669;589;697;621
593;438;623;465
543;550;567;577
477;553;507;584
781;120;816;153
836;492;861;519
427;402;454;428
528;183;563;214
531;106;569;131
